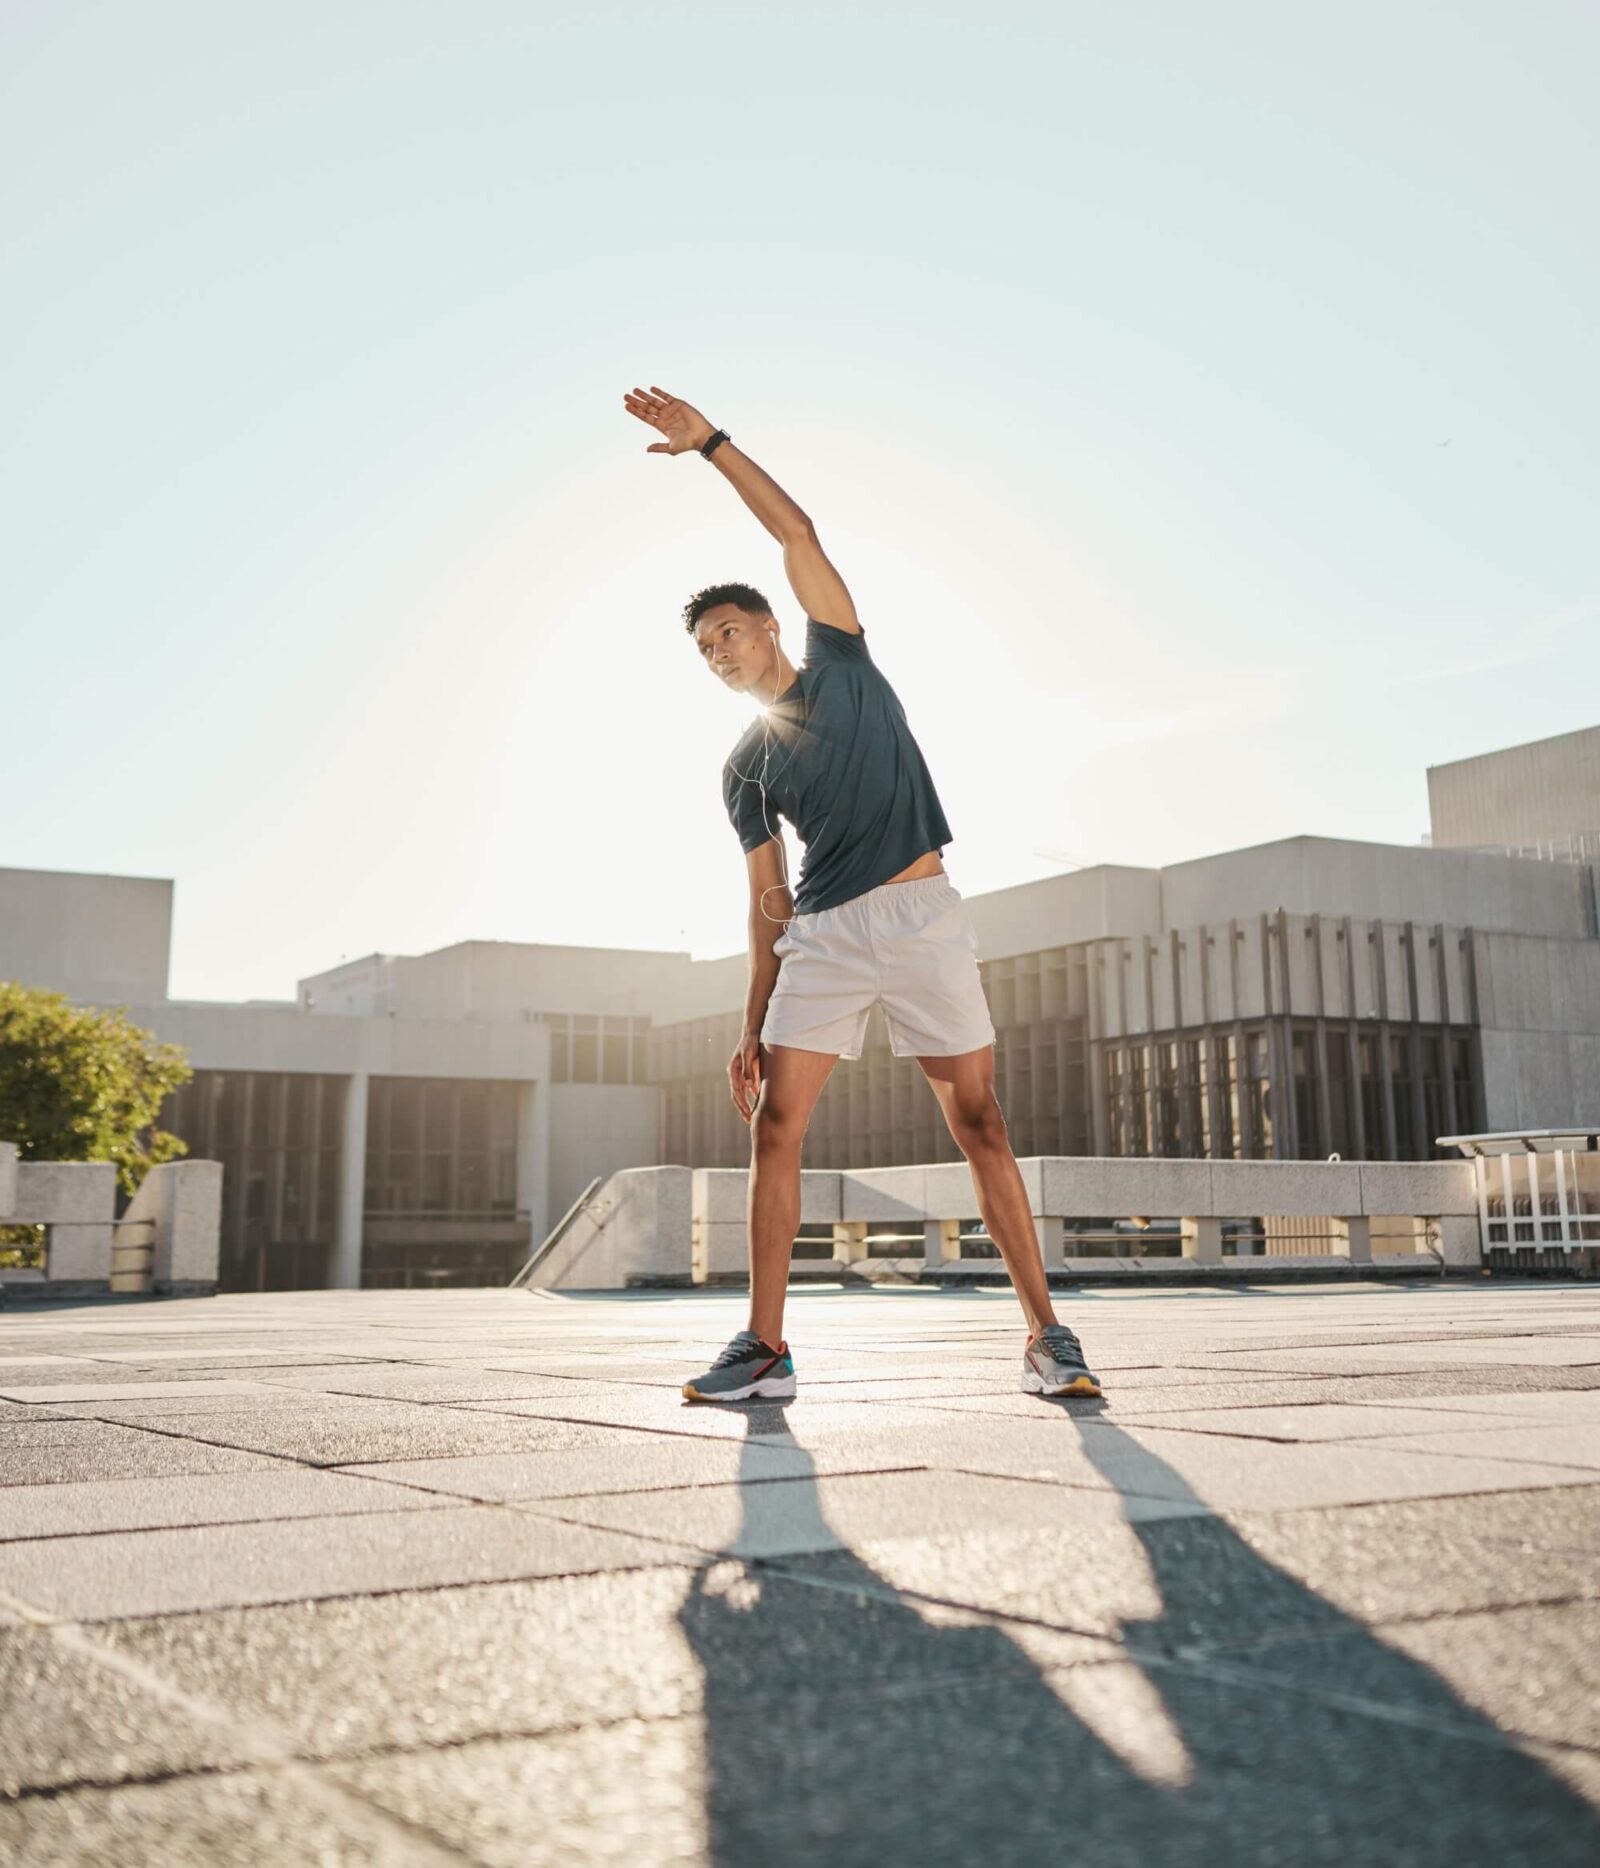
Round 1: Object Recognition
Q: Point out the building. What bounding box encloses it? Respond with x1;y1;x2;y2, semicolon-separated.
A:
652;835;1600;1173
1428;722;1600;861
2;728;1597;1290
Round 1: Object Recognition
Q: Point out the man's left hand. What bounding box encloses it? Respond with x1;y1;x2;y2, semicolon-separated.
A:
623;385;715;456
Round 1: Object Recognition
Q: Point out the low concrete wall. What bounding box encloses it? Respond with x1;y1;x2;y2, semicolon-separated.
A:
122;1160;224;1295
516;1155;1485;1291
526;1166;693;1290
1;1150;224;1299
5;1161;117;1292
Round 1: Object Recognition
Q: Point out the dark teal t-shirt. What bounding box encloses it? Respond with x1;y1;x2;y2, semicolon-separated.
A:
721;619;953;914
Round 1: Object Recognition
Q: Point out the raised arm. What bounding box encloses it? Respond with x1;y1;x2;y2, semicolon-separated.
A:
623;385;861;635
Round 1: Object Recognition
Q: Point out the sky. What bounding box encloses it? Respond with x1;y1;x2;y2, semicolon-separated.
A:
3;1;1596;1003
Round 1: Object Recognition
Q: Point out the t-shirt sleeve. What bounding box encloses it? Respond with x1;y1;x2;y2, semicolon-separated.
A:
722;754;778;853
805;618;871;663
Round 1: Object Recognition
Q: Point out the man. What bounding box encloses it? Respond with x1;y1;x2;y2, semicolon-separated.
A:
622;385;1101;1403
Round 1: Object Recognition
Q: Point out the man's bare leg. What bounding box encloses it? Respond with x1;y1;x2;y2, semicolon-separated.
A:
918;1046;1059;1338
747;1043;839;1347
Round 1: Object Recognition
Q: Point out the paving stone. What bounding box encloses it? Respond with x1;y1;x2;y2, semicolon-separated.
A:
0;1624;257;1796
334;1659;1600;1868
0;1379;314;1403
1205;1599;1600;1757
0;1421;287;1487
338;1438;817;1501
113;1400;667;1466
0;1503;690;1620
0;1468;450;1541
254;1366;612;1402
534;1466;1200;1560
0;1768;411;1866
926;1364;1600;1417
1231;1485;1600;1619
1099;1401;1586;1443
105;1564;1104;1759
45;1390;329;1419
5;1282;1600;1865
1346;1390;1600;1423
460;1391;965;1444
1353;1422;1600;1472
1196;1337;1600;1375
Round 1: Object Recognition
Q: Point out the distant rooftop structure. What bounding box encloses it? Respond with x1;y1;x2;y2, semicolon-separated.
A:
1428;723;1600;857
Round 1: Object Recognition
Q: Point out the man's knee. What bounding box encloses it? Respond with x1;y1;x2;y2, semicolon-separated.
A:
751;1095;809;1153
949;1093;1008;1152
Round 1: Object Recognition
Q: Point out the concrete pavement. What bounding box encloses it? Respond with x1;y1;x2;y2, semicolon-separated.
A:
2;1279;1599;1865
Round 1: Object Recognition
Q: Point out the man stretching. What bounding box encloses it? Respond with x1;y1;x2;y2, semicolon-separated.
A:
622;385;1101;1403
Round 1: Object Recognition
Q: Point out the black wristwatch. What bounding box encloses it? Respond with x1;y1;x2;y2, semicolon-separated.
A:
699;427;730;459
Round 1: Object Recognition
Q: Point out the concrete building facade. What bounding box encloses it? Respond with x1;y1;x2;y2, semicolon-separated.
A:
1428;722;1600;859
1;726;1596;1290
652;835;1600;1176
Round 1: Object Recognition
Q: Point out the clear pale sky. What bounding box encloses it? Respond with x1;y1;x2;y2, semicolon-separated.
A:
3;3;1595;1003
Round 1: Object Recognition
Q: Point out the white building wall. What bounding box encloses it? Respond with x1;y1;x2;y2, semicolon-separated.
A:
1158;837;1594;941
1428;724;1600;849
0;867;172;1003
546;1083;662;1230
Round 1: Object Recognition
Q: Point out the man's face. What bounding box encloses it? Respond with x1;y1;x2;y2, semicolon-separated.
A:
692;603;777;693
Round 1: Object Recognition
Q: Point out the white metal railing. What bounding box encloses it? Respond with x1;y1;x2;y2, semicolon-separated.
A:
1440;1130;1600;1256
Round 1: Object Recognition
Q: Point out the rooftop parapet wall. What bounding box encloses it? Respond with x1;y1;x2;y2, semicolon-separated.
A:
1158;837;1595;942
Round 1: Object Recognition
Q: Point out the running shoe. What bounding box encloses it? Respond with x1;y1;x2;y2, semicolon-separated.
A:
1022;1323;1102;1398
682;1330;797;1402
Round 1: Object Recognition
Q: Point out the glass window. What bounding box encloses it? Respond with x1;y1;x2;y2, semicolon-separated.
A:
604;1033;629;1083
572;1031;598;1083
389;1081;419;1154
423;1083;455;1153
458;1084;489;1150
491;1085;519;1146
1292;1027;1317;1159
1390;1033;1416;1159
1358;1034;1385;1158
320;1076;344;1147
1325;1026;1352;1158
422;1154;451;1210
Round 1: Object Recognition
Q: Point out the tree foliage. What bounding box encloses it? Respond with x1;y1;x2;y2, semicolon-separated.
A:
0;982;193;1198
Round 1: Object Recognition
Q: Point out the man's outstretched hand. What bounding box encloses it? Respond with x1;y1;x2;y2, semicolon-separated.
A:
623;385;716;456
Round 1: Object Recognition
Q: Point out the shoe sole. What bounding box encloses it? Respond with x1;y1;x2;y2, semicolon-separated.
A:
682;1374;797;1403
1021;1367;1103;1398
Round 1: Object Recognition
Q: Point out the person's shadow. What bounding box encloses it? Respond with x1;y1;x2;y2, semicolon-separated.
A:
675;1402;1600;1867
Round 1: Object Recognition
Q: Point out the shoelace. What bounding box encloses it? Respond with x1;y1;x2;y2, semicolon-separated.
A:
711;1332;777;1370
1035;1325;1085;1367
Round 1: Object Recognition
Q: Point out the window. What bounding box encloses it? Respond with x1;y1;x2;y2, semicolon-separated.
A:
571;1015;598;1084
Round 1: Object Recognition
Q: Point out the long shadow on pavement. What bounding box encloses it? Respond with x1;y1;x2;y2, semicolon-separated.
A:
675;1401;1600;1868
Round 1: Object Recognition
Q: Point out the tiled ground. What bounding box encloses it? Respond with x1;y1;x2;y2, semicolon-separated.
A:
2;1279;1599;1865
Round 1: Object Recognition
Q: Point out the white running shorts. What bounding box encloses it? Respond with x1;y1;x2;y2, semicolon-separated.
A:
760;873;997;1060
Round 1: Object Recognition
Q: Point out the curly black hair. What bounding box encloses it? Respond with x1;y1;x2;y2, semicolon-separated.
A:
682;582;773;636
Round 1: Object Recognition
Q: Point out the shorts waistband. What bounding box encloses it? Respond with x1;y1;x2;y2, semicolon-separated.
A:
806;873;955;917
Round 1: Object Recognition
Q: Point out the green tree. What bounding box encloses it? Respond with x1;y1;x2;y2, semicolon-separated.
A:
0;982;193;1198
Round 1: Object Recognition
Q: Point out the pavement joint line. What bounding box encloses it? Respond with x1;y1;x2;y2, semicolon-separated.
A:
8;1622;475;1860
747;1556;1600;1771
19;1546;706;1628
1153;1644;1600;1765
0;1493;462;1547
1181;1587;1600;1651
